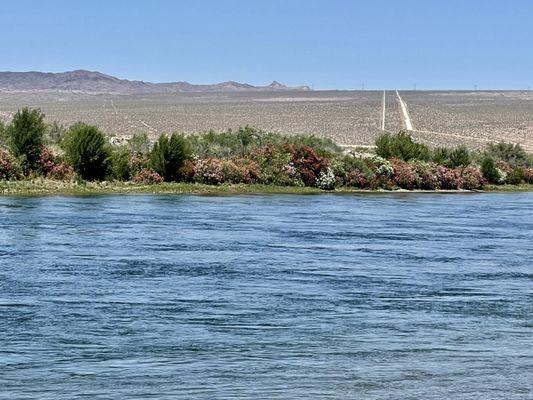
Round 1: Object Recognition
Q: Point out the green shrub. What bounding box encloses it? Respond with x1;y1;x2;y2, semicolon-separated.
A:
486;142;529;167
481;156;499;183
62;123;110;180
128;132;151;154
45;121;67;146
149;133;190;181
448;146;471;168
109;146;132;181
375;131;430;161
507;168;524;185
0;121;7;147
8;108;46;172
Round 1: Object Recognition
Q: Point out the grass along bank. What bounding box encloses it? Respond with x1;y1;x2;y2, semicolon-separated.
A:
2;179;532;196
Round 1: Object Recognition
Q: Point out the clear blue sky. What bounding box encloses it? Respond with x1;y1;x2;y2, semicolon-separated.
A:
2;0;532;89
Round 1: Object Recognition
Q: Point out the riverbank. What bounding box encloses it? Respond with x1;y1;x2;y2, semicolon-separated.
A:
1;179;532;196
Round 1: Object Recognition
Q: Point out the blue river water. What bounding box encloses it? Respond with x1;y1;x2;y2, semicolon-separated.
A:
0;193;532;399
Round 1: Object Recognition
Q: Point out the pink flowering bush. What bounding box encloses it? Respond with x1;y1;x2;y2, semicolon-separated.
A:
460;167;486;190
434;165;461;189
193;157;225;185
0;148;22;180
38;147;57;175
391;158;418;189
133;168;163;184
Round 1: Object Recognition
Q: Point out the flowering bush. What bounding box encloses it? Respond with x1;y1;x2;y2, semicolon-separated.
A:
391;158;418;189
523;168;533;184
47;162;76;181
0;148;22;180
228;158;261;184
412;161;438;190
434;165;461;189
38;147;57;175
132;168;163;184
367;155;393;177
345;170;370;188
249;144;299;186
284;144;328;187
316;167;336;190
460;167;485;190
193;157;225;185
130;152;150;175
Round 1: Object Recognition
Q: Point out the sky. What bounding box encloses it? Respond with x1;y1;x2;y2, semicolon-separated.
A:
1;0;532;90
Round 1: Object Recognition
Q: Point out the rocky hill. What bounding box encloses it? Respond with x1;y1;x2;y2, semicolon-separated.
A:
0;70;311;94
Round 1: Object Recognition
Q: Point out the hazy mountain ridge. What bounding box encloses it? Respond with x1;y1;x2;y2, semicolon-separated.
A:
0;70;311;93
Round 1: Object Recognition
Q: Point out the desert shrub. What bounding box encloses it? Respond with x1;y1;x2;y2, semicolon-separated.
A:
149;134;190;181
193;157;225;185
62;123;110;180
0;148;22;180
316;167;336;190
341;155;374;187
486;142;529;167
8;108;46;172
132;168;163;184
109;146;132;181
45;121;67;146
412;160;438;190
460;167;485;190
188;127;341;159
434;165;461;189
128;133;151;154
390;158;418;189
375;131;430;161
507;168;524;185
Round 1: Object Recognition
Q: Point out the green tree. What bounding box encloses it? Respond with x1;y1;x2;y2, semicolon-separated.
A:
8;108;46;172
375;131;430;161
63;123;109;180
149;133;190;181
109;146;132;181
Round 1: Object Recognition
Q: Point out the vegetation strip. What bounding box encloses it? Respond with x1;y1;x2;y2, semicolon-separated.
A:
1;108;532;195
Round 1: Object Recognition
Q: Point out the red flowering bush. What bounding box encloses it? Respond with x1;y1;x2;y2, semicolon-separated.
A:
132;168;163;184
434;165;461;189
47;162;76;181
522;168;533;184
460;167;485;190
0;148;22;180
345;170;370;188
391;158;418;189
284;144;328;187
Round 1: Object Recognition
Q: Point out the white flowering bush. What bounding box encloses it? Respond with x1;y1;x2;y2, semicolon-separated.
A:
369;155;393;176
495;168;507;184
316;167;336;190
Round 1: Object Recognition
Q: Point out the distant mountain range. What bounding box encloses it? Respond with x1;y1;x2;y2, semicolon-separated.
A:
0;70;311;94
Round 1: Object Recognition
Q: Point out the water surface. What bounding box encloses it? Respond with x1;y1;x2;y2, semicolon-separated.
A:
1;193;532;399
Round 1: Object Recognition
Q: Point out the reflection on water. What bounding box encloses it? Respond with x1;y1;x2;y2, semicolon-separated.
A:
1;193;532;399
